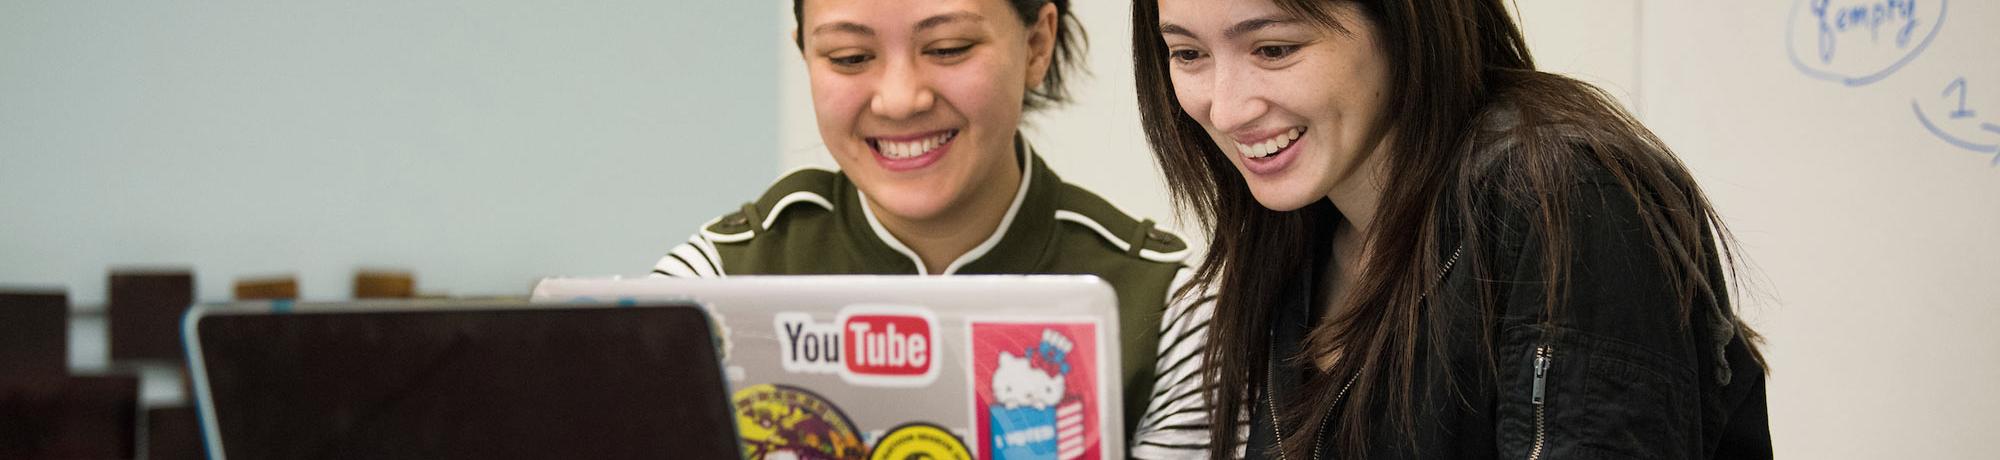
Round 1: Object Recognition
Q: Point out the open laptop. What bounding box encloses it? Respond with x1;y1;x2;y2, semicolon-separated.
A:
181;300;738;460
531;275;1125;460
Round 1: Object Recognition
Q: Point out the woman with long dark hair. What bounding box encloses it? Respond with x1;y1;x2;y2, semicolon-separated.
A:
1131;0;1771;458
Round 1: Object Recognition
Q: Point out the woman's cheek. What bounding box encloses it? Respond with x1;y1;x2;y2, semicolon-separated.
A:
933;61;1009;122
1170;73;1212;127
809;75;867;122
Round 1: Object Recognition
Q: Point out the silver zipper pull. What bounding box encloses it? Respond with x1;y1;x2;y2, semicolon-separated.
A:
1531;346;1550;405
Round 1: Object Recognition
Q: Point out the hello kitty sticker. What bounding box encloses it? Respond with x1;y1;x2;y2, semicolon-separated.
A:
969;321;1100;460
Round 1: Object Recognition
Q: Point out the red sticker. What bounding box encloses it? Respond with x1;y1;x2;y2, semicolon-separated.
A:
777;306;941;387
970;322;1100;460
843;314;933;377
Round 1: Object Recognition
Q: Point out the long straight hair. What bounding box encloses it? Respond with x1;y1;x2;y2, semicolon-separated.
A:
1131;1;1761;458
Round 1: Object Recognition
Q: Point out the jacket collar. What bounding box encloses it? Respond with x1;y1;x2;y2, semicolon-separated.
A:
838;133;1058;275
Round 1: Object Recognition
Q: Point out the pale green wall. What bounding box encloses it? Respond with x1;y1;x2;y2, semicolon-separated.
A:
0;1;779;307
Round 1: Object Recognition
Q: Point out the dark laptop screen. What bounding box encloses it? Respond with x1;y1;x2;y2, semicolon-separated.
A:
194;306;735;460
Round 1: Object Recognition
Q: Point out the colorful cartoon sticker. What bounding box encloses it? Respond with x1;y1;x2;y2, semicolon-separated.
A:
733;383;868;460
971;322;1100;460
867;422;973;460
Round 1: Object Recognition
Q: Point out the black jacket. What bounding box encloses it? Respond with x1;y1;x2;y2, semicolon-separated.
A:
1243;169;1771;459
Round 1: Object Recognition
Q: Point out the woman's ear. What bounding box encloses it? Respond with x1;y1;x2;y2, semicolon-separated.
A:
1024;2;1059;91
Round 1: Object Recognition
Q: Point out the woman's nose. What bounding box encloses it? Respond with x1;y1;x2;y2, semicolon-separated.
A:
870;58;936;120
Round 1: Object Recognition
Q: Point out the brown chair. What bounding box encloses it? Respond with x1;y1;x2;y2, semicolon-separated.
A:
108;270;195;363
0;375;140;459
354;270;415;299
0;290;67;380
233;276;298;300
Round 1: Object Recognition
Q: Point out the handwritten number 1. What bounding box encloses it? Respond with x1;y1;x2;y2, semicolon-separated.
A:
1945;77;1975;119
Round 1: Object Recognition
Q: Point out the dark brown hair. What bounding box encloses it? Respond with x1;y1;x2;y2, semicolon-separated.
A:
1131;1;1760;458
792;0;1086;112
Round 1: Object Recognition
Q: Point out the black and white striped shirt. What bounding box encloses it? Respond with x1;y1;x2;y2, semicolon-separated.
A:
1129;268;1226;459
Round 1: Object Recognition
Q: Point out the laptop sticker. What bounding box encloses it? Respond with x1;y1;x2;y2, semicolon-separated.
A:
774;306;942;388
734;383;868;460
867;422;973;460
970;322;1101;460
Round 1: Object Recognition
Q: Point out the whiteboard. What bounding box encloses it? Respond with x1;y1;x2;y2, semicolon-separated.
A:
1643;1;2000;457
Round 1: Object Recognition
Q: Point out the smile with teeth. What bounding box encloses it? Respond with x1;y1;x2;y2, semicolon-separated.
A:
870;130;958;159
1235;127;1305;159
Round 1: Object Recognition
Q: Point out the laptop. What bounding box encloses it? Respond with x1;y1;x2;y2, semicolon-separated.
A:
181;300;738;460
531;275;1125;460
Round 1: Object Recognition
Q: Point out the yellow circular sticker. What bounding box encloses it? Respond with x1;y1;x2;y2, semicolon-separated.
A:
868;422;972;460
733;384;867;460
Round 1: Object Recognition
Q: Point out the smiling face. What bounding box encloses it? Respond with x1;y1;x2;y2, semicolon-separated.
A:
799;0;1055;223
1157;0;1393;211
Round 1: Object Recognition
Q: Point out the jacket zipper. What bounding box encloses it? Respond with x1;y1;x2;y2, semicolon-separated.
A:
1527;345;1552;460
1266;342;1290;460
1268;341;1353;460
1267;245;1466;460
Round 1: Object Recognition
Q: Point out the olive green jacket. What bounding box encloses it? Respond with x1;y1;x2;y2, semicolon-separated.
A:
653;144;1196;441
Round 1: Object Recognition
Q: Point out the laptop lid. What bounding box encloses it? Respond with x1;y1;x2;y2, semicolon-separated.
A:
531;275;1124;460
182;300;737;460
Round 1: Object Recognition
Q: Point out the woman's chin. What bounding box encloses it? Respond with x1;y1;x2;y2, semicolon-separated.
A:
863;192;956;224
1246;183;1325;212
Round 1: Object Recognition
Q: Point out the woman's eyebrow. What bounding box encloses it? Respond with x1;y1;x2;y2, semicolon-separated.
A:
1159;16;1295;40
916;12;984;32
1160;23;1197;39
810;12;982;39
1223;17;1293;39
812;21;874;37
